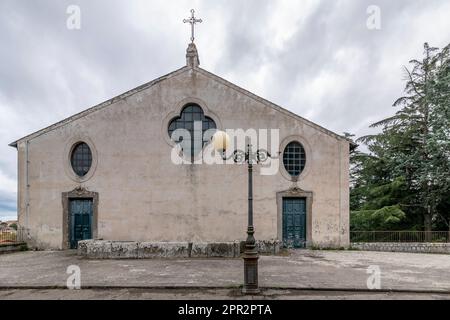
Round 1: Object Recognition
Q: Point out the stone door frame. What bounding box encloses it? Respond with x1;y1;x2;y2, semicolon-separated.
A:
62;187;98;250
276;188;313;248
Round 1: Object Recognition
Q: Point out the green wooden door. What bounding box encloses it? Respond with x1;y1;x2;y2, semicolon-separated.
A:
282;198;306;248
69;199;93;249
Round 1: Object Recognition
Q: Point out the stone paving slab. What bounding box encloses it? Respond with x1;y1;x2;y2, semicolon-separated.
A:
1;250;450;292
1;288;450;300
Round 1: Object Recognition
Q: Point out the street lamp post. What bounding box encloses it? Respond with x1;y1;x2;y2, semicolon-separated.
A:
242;143;260;294
213;132;270;294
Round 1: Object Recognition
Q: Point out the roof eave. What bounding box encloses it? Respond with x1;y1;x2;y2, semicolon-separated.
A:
349;141;358;151
7;65;355;148
7;65;190;148
196;67;350;143
8;142;17;148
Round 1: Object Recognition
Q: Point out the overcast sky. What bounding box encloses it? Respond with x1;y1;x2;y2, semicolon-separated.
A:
1;0;449;221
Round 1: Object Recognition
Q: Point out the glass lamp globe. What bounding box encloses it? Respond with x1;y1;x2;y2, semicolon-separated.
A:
212;130;230;153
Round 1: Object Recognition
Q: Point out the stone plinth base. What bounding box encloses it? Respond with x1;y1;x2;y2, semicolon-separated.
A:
78;240;281;259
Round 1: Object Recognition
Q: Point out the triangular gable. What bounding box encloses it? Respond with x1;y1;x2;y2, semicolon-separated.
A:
9;66;351;147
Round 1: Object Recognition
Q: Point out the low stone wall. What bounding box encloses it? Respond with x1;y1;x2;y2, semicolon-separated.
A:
78;240;281;259
0;243;27;254
351;242;450;254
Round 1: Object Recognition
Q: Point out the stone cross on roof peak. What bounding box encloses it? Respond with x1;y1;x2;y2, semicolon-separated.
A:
183;9;202;43
183;9;202;68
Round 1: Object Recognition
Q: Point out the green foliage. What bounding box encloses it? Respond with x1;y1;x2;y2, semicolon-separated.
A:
372;206;406;226
350;42;450;231
351;206;406;231
350;210;375;231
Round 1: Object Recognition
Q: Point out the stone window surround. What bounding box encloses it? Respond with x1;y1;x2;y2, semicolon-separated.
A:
64;136;98;183
276;188;313;248
62;187;99;250
161;97;222;162
279;135;312;182
70;142;93;177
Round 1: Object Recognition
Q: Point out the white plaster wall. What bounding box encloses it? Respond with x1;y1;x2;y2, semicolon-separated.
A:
16;67;350;249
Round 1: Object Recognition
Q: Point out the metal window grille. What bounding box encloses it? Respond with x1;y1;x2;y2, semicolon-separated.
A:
283;141;306;176
168;104;217;160
71;142;92;177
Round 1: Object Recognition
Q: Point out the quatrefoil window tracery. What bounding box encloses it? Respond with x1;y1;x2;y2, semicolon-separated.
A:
168;104;217;161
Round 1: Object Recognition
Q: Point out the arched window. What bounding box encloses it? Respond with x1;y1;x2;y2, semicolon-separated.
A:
71;142;92;177
283;141;306;177
168;104;216;160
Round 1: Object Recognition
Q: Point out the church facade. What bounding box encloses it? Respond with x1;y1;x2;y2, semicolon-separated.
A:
9;43;351;250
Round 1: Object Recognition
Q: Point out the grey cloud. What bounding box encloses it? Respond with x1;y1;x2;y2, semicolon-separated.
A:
1;0;449;219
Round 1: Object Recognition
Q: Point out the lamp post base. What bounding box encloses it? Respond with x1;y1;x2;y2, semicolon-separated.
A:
242;288;260;295
242;248;259;295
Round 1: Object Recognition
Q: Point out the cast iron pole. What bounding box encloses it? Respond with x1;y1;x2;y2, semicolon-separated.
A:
242;143;259;294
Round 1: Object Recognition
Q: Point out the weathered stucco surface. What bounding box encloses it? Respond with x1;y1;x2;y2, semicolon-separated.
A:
13;60;350;250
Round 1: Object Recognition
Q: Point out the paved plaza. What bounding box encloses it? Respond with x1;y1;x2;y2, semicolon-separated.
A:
1;249;449;299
